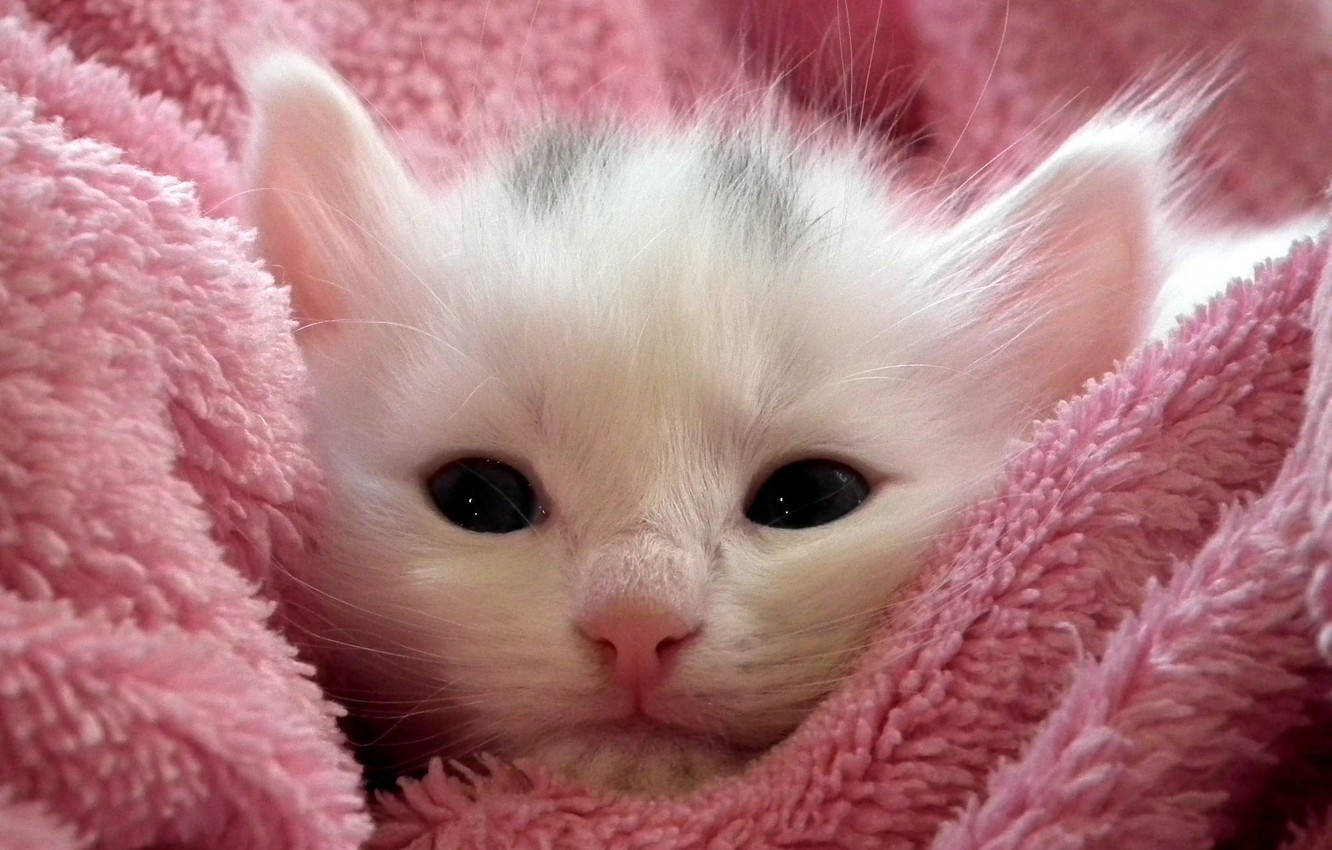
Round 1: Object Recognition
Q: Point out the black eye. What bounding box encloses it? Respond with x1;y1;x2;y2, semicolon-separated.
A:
426;458;543;534
745;459;871;529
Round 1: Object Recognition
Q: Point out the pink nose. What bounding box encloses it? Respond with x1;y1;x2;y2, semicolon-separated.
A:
578;608;700;694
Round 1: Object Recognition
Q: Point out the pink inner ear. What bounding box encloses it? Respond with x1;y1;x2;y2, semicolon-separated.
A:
245;53;417;332
963;126;1169;409
1010;219;1156;406
250;129;379;329
251;180;346;326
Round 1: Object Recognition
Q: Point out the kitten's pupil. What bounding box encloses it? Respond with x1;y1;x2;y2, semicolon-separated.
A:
427;458;542;533
746;460;870;529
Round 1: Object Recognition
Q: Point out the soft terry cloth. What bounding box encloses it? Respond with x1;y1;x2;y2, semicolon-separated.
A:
0;4;369;848
2;1;1331;849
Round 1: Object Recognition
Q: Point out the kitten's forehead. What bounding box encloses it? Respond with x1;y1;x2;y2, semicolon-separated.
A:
460;125;925;364
455;265;794;491
502;126;808;256
439;129;846;408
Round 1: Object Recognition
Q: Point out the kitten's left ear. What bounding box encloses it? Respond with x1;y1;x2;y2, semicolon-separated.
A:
948;119;1174;411
244;52;423;330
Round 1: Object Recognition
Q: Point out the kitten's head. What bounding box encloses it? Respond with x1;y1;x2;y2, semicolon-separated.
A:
247;54;1169;794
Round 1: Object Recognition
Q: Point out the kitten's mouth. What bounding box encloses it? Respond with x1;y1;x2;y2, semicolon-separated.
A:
522;718;754;794
589;715;711;743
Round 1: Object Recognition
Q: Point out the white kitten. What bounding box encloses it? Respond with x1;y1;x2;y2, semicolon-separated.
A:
246;54;1318;794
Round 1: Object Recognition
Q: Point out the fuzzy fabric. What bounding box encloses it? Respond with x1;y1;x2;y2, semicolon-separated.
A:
2;1;1330;849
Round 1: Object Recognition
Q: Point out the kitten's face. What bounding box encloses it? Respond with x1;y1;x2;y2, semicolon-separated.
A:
248;56;1163;793
303;141;1000;793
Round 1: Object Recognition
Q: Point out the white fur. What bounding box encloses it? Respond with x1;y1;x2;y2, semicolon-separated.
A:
246;53;1322;795
1149;217;1324;339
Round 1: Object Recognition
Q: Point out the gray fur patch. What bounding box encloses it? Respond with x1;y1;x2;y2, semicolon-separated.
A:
705;138;804;254
507;127;619;215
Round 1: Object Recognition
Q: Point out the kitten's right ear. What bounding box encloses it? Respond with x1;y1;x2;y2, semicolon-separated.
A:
244;53;421;328
940;118;1176;413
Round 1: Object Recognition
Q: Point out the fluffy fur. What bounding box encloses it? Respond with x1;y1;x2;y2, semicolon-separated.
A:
245;54;1313;794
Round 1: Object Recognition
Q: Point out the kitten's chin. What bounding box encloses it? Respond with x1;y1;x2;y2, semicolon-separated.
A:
520;722;755;795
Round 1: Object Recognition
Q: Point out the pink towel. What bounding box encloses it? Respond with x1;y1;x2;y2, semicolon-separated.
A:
2;1;1330;848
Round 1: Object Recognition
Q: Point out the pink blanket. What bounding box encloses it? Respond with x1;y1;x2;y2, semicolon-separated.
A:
2;1;1330;848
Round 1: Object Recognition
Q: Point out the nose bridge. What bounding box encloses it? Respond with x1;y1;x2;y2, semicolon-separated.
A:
573;525;707;619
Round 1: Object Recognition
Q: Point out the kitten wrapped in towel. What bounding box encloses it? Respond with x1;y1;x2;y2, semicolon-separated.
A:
246;53;1321;798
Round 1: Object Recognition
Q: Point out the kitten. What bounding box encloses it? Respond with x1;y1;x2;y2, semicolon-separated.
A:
245;53;1318;795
